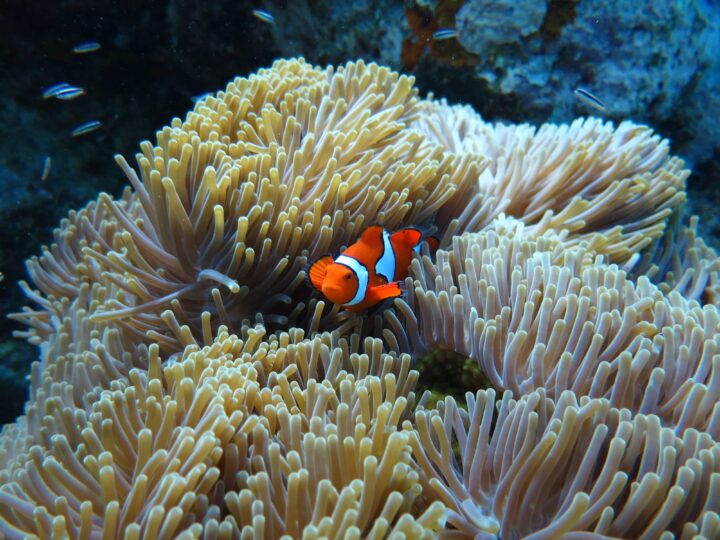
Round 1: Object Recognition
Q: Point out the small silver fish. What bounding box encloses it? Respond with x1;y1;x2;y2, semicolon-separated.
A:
54;87;86;100
574;88;607;112
252;9;274;24
433;28;458;40
71;120;102;136
40;156;51;181
42;83;73;99
73;41;101;54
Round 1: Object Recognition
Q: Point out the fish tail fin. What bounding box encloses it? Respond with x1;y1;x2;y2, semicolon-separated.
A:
416;224;440;255
424;235;440;255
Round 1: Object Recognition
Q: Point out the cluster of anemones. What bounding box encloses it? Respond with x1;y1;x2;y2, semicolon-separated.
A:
1;59;717;539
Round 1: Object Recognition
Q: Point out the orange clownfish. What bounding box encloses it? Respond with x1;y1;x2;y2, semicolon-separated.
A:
305;225;439;311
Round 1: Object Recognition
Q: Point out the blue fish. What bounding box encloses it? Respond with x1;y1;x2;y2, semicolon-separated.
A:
54;87;86;100
43;83;73;99
71;121;102;136
433;28;458;40
252;9;274;24
73;41;101;54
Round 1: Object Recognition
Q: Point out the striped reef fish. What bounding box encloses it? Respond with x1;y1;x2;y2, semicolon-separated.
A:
41;156;51;181
42;83;77;99
71;120;102;136
252;9;274;24
574;88;607;112
433;28;458;40
305;225;439;311
54;86;86;100
73;41;101;53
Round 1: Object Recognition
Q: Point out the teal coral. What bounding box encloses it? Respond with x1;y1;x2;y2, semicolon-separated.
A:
1;59;718;538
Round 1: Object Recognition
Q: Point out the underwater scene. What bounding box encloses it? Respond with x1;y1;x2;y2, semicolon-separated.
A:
0;0;719;538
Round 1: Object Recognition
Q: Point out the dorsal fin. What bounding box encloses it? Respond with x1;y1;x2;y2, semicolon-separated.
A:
359;225;385;246
390;227;423;247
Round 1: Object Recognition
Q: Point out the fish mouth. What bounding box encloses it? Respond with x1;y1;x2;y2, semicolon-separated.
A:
321;285;346;301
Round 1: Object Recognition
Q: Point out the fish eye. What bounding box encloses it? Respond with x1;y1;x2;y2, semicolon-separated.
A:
345;272;353;280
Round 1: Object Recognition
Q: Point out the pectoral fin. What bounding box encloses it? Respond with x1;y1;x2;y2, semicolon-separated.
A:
368;281;404;301
305;255;334;291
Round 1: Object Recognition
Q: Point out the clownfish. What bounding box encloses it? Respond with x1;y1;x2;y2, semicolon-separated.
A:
305;225;439;311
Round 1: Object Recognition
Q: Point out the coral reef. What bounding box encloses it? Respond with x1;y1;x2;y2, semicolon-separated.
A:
259;0;720;256
454;0;719;129
1;59;719;539
454;0;720;167
390;222;720;435
456;0;547;52
263;1;720;167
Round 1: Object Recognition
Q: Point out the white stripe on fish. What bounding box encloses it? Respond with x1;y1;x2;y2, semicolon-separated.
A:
54;87;86;100
335;255;368;307
375;230;396;284
43;83;73;99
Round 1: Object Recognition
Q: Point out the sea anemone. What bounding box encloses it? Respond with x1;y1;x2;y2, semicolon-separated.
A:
24;58;482;355
412;101;688;264
388;219;720;435
413;388;720;538
1;58;718;539
0;324;447;538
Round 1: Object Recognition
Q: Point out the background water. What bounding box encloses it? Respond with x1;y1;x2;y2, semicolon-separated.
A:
0;0;718;425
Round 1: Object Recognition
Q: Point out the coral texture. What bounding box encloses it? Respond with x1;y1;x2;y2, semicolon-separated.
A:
1;59;719;539
261;1;720;166
456;0;720;164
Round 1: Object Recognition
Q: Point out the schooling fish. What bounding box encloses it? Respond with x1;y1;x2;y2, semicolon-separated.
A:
42;83;81;99
306;225;439;311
